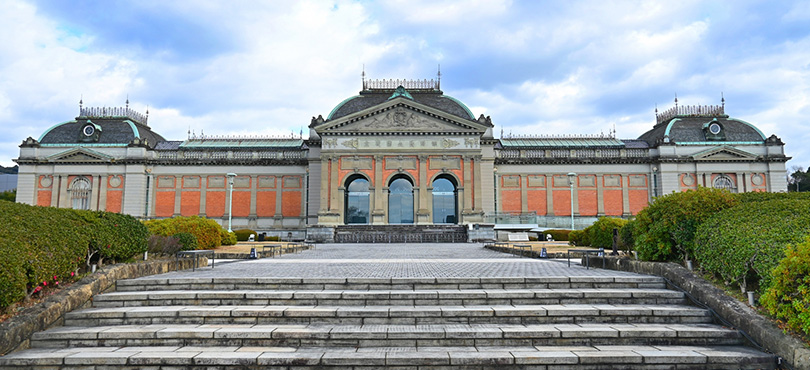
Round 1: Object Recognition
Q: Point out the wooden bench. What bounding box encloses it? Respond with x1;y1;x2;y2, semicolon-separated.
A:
175;250;215;271
507;232;530;243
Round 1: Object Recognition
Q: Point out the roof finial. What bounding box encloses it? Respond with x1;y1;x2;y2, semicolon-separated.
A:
126;94;129;109
437;64;441;90
362;64;366;90
674;93;678;109
655;103;658;115
79;95;83;112
721;92;725;108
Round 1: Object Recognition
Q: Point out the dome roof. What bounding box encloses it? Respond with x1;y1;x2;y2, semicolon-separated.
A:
39;113;165;148
638;107;766;146
326;87;475;121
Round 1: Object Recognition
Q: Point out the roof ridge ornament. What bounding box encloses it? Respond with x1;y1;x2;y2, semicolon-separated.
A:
387;85;414;101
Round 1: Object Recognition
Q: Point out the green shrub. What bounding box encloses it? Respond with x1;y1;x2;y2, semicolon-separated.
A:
144;216;224;249
735;191;810;203
694;199;810;291
234;229;257;242
761;238;810;336
0;239;27;308
74;210;149;263
620;219;636;251
633;187;737;262
587;217;628;249
266;235;280;242
172;232;198;251
542;229;571;242
569;230;590;246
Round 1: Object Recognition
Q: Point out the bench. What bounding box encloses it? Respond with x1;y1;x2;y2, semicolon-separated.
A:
567;248;605;269
513;244;532;257
176;250;215;271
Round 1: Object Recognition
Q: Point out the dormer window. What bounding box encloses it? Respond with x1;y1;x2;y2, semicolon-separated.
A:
703;118;725;141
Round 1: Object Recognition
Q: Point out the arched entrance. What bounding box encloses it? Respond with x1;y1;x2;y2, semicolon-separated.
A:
432;176;457;224
69;176;91;210
345;176;370;224
388;176;414;224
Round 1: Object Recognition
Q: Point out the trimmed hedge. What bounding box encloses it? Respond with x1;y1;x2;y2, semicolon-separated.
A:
620;219;636;251
234;229;257;242
693;199;810;291
144;216;225;249
172;232;198;251
542;229;571;241
0;202;147;309
633;187;737;262
761;237;810;336
221;229;237;246
587;217;628;249
568;230;590;246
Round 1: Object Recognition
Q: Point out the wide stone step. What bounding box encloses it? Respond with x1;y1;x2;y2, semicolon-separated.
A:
65;304;712;326
0;345;776;369
92;288;686;307
115;276;667;291
30;323;743;348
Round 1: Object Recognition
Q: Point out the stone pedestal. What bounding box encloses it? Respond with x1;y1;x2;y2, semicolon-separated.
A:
307;225;335;243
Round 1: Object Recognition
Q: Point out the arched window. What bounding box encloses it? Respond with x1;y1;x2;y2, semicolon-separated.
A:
69;176;91;210
713;175;736;192
345;176;370;224
388;177;414;224
432;176;457;224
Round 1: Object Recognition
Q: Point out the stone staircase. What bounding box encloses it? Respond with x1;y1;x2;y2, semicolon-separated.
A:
334;224;468;243
1;276;776;369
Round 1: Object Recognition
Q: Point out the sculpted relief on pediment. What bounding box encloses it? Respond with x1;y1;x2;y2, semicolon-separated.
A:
330;107;467;133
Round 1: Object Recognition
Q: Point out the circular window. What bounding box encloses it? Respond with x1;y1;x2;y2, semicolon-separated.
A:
83;125;95;137
709;123;721;135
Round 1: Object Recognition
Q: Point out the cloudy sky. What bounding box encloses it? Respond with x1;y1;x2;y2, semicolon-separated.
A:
1;0;809;172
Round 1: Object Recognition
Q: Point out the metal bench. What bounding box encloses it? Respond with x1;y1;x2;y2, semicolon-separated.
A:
176;250;215;271
567;248;605;269
513;244;532;257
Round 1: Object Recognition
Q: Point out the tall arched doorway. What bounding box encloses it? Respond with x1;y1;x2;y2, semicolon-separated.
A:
345;176;370;224
69;176;91;210
432;176;457;224
388;176;414;224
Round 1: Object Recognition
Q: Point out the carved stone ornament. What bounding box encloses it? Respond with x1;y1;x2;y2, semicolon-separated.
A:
362;107;442;130
323;138;337;148
442;138;459;148
341;138;359;149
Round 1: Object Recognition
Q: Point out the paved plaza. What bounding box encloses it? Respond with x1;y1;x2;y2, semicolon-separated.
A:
149;243;644;279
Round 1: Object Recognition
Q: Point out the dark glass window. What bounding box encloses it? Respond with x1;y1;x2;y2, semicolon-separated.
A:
345;177;370;224
432;177;457;224
388;177;414;224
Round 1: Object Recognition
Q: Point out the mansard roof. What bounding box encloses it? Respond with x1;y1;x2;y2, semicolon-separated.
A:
638;105;767;146
500;136;626;149
325;79;475;122
38;107;165;148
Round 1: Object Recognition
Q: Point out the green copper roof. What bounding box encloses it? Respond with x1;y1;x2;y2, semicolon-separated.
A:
179;138;303;149
500;137;625;148
388;86;414;100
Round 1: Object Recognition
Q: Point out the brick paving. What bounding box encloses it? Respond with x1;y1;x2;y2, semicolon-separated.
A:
147;243;644;279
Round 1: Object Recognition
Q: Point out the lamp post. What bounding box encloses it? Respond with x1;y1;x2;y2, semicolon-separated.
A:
226;173;236;232
652;167;659;198
567;172;576;231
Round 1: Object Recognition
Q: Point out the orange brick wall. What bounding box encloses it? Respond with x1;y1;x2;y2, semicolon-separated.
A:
155;192;175;217
232;191;251;217
500;190;521;212
180;192;200;216
552;190;572;216
106;191;123;213
206;192;226;217
628;189;649;215
578;189;598;216
602;190;623;216
256;191;276;217
526;190;546;215
282;192;302;217
37;190;51;206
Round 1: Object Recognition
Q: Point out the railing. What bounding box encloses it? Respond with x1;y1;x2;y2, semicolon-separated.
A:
496;148;650;159
363;78;439;90
80;107;147;125
483;212;538;224
656;104;725;124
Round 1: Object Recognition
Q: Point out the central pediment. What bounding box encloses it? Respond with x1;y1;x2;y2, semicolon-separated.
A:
692;145;759;161
314;98;488;135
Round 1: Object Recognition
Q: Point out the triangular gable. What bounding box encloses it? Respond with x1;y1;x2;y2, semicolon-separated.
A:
692;145;759;161
47;147;115;163
314;98;488;135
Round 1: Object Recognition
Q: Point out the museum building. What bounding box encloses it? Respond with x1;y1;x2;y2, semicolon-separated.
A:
14;78;789;241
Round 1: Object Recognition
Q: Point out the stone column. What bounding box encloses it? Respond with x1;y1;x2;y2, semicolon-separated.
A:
737;172;745;193
249;175;258;218
572;176;579;216
372;155;384;224
59;175;70;208
98;175;108;211
173;175;182;216
320;156;330;212
330;156;340;212
621;174;631;216
473;156;483;212
50;175;59;207
596;174;605;216
199;176;207;216
546;174;554;216
417;155;430;224
89;175;100;211
520;174;528;214
462;156;473;213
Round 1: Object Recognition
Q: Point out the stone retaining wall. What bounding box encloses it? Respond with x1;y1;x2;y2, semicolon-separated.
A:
0;258;204;356
587;256;810;370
